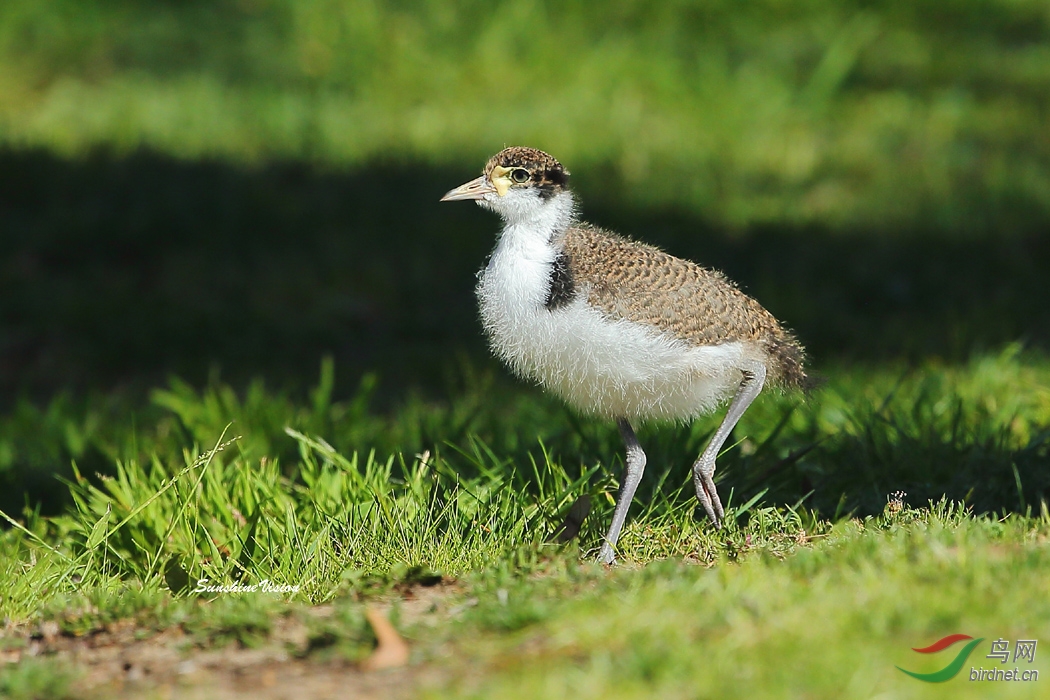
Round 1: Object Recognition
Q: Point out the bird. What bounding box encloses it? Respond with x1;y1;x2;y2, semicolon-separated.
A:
441;146;806;564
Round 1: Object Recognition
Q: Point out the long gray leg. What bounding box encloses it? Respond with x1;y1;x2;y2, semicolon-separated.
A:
693;363;767;527
598;418;646;565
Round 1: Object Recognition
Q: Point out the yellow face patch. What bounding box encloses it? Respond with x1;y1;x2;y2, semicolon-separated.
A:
489;165;513;197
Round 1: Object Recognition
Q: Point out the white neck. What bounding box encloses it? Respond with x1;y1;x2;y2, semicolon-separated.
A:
476;189;576;320
482;189;576;249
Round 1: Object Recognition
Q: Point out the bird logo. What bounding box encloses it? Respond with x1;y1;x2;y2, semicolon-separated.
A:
897;634;984;682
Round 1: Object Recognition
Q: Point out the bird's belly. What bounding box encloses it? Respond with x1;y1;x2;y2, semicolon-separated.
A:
478;272;748;421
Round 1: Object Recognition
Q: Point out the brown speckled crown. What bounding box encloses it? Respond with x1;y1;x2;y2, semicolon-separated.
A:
484;147;570;196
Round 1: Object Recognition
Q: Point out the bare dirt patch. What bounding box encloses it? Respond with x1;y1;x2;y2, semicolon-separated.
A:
2;584;463;699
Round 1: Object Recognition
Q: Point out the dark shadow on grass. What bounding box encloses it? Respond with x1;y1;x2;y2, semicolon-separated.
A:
801;416;1050;518
2;148;1049;400
2;148;1049;518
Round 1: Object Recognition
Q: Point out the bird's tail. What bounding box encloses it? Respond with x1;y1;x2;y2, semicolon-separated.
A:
765;336;815;392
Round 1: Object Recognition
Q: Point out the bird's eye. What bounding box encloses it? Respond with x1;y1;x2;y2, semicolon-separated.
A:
510;168;530;183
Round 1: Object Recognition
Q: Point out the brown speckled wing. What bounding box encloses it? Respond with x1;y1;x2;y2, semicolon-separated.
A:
559;224;807;387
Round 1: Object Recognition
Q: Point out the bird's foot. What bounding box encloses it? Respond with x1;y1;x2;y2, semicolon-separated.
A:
695;471;726;528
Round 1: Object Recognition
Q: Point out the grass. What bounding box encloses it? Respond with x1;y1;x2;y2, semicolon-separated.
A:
0;658;79;700
2;490;1048;697
4;344;1049;541
0;348;1048;696
448;507;1050;699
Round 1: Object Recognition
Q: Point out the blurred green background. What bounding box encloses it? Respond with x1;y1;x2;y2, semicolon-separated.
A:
1;0;1048;516
4;0;1050;229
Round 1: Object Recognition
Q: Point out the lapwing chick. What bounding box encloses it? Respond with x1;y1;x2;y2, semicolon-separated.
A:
441;147;806;564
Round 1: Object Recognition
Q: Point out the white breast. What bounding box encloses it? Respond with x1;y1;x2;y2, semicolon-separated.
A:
476;216;752;422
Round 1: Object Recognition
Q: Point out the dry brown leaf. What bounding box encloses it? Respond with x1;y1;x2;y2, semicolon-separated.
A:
362;607;410;671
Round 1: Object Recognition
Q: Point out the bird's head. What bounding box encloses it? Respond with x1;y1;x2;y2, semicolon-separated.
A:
440;147;571;224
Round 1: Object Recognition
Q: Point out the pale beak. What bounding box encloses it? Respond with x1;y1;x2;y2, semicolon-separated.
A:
440;175;496;202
